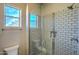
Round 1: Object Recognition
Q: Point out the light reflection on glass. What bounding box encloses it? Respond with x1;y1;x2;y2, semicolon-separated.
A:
30;14;37;28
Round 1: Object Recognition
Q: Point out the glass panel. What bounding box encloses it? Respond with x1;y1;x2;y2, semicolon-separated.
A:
5;17;19;27
30;14;37;28
5;6;20;17
30;22;36;28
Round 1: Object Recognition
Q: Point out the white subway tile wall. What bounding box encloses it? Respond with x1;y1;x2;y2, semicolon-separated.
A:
54;8;79;55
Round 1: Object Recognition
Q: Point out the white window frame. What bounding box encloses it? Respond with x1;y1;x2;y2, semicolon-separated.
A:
4;4;22;29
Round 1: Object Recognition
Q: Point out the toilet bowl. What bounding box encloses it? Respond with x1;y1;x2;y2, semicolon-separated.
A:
4;45;19;55
36;46;47;54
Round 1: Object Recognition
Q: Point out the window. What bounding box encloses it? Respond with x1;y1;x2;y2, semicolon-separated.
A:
4;5;21;27
30;14;38;28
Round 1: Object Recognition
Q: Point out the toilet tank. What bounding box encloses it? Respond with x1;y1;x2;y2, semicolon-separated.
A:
4;45;19;55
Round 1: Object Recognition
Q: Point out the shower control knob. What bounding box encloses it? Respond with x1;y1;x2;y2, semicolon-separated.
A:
71;38;78;43
50;31;57;38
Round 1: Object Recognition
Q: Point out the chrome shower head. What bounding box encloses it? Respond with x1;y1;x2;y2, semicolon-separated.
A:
67;3;75;10
67;6;73;10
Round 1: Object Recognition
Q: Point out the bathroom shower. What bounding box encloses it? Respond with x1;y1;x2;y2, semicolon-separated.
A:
50;4;79;55
29;4;79;55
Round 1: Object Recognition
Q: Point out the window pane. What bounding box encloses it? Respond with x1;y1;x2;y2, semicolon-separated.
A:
30;14;37;28
5;6;20;17
5;17;19;27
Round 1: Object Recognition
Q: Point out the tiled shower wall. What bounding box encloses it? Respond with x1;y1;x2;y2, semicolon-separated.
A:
54;8;79;55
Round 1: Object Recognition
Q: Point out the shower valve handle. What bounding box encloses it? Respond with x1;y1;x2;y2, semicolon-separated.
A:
50;31;57;38
71;38;79;43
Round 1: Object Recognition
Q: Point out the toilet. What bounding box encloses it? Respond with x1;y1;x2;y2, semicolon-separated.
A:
3;45;19;55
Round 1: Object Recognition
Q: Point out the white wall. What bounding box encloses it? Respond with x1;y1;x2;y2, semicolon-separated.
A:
41;3;73;16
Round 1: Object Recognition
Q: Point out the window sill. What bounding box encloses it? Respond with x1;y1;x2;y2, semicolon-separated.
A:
2;27;22;31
